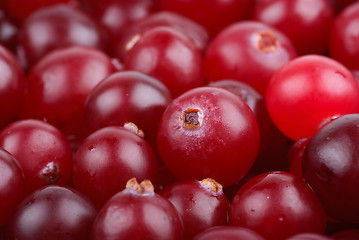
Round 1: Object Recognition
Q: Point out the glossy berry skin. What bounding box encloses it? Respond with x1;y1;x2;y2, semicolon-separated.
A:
160;178;230;239
0;45;25;129
114;11;209;61
205;21;297;96
91;178;184;240
207;80;272;151
302;114;359;224
156;87;260;187
253;0;335;55
158;0;253;36
0;148;24;227
229;171;327;240
17;4;106;70
0;119;73;195
330;2;359;70
82;0;156;53
124;26;205;97
192;226;266;240
285;233;334;240
288;137;311;178
72;125;158;209
5;185;97;240
21;46;116;145
0;11;19;52
84;71;172;147
266;55;359;141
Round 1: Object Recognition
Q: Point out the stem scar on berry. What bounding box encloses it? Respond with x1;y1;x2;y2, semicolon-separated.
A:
181;108;202;129
255;31;279;53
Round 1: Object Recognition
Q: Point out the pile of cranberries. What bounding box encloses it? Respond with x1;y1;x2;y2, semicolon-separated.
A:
1;0;359;239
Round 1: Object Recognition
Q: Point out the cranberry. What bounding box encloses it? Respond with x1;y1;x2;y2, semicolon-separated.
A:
330;2;359;70
124;26;205;97
114;11;209;61
0;44;25;129
84;71;172;148
302;113;359;224
0;119;73;195
158;0;254;36
72;124;158;209
192;226;266;240
21;46;116;147
0;10;19;52
205;21;297;96
285;233;334;240
288;137;311;178
82;0;156;53
253;0;335;55
91;178;184;240
5;185;97;240
266;54;359;141
17;4;106;70
160;178;230;239
0;148;24;227
229;171;327;240
156;86;260;187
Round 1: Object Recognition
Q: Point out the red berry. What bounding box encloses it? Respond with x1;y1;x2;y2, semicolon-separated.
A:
205;21;297;96
302;113;359;224
124;26;205;97
160;178;230;239
253;0;335;55
84;70;172;148
158;0;253;36
193;226;266;240
266;55;359;140
0;148;24;227
91;178;184;240
157;86;260;186
0;44;25;128
330;2;359;69
229;171;327;240
17;4;106;70
0;119;73;195
21;46;116;146
72;124;158;209
5;185;97;240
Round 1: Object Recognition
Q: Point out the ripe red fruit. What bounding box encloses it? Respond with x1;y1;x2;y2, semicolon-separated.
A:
124;26;205;97
160;178;230;239
17;4;106;70
114;11;209;61
0;45;25;129
193;226;266;240
205;21;297;96
72;124;158;209
229;171;327;240
0;148;24;227
302;113;359;224
5;185;97;240
266;54;359;140
253;0;335;55
21;46;116;146
0;119;73;195
156;86;260;187
91;178;184;240
84;71;172;147
158;0;253;36
330;2;359;70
